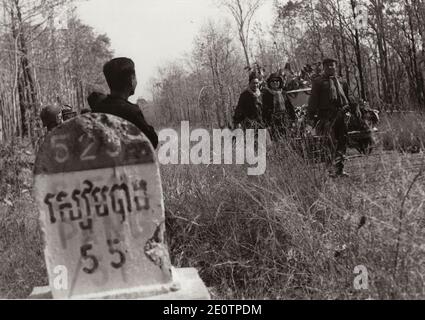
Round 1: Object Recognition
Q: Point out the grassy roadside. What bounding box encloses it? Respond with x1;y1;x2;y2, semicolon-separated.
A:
1;115;424;299
0;142;47;298
380;112;425;153
162;144;425;299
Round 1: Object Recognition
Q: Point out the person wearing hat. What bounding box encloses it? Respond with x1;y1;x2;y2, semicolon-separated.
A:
92;57;158;149
40;105;63;132
307;57;352;177
233;72;264;130
262;72;296;141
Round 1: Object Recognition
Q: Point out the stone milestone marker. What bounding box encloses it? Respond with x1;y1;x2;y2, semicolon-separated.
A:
31;113;210;300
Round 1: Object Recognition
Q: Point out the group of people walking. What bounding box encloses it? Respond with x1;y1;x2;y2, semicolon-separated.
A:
39;55;354;178
234;57;354;177
233;71;297;142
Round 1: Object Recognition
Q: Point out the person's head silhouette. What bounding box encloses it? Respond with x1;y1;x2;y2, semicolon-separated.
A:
103;57;137;98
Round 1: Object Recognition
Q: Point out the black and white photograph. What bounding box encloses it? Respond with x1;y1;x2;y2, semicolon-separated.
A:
0;0;424;303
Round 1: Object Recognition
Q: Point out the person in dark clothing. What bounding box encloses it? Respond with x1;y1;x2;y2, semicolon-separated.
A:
233;72;264;130
92;57;158;149
40;105;62;132
262;73;296;141
307;57;352;177
87;91;107;110
36;105;63;154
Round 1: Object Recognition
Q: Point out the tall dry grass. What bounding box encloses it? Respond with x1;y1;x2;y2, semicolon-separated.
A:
162;141;425;299
0;141;46;298
380;112;425;153
0;114;424;299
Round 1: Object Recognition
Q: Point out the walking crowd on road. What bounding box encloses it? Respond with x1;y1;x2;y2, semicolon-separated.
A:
39;55;378;178
233;58;359;177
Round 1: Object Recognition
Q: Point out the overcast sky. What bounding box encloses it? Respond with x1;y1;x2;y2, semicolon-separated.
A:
76;0;274;101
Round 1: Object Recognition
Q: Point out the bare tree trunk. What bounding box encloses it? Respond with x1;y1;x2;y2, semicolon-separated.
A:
350;0;366;100
336;0;351;87
373;0;393;105
239;28;251;69
220;0;263;69
405;0;425;107
10;0;39;138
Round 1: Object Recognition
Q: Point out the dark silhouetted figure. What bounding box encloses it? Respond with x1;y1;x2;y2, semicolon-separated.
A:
87;92;107;110
40;105;62;132
91;58;158;149
307;57;352;177
233;72;264;130
262;73;296;141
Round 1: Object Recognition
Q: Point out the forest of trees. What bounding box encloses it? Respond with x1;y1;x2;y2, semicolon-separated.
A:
1;0;425;141
0;0;112;144
150;0;425;127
